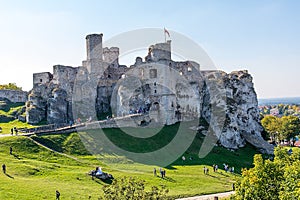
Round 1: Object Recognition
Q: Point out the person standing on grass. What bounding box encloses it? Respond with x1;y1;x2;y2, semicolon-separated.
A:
160;168;163;178
153;168;156;176
2;164;6;174
10;146;12;155
10;128;13;135
56;190;60;200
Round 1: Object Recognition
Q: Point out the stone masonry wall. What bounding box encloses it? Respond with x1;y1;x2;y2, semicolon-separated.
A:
0;89;28;102
25;33;273;154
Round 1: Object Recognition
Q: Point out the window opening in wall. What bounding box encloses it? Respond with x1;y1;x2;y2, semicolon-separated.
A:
150;69;157;78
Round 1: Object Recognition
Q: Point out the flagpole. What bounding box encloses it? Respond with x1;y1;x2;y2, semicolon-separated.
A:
164;28;166;43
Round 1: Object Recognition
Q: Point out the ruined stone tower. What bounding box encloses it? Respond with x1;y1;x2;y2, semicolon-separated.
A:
83;33;103;75
25;32;274;154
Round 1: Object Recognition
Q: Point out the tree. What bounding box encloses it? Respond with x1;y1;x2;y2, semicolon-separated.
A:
261;115;281;143
280;116;300;143
233;147;300;200
261;115;300;144
99;177;170;200
0;83;22;91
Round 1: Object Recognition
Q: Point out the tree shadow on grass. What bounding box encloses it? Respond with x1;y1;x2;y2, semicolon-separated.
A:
165;165;177;170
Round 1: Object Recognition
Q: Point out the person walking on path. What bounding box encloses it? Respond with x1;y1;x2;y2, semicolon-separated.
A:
10;147;13;155
2;164;6;174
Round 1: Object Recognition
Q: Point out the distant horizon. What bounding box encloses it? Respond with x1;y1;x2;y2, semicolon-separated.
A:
259;96;300;100
258;96;300;106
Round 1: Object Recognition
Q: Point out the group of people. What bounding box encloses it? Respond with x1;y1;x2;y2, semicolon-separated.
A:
203;166;209;175
10;127;18;135
223;163;234;173
153;168;166;178
203;164;235;174
212;164;219;172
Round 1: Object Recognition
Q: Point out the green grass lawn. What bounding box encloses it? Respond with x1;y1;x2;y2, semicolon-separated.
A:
0;122;259;199
0;137;237;199
0;100;35;134
0;120;35;134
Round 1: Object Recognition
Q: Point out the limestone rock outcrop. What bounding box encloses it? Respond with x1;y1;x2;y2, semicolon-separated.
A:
25;33;273;154
200;70;273;154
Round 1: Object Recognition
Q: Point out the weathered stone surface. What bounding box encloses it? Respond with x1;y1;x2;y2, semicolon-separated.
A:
25;33;273;154
18;115;26;122
0;90;28;103
200;70;273;154
47;88;68;124
0;115;15;122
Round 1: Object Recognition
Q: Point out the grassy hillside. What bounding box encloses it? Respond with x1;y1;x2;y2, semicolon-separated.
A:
0;99;34;133
0;122;259;199
0;120;35;134
0;136;103;199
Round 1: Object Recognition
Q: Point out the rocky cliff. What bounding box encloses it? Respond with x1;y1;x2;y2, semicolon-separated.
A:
25;68;273;153
200;70;273;153
25;34;273;154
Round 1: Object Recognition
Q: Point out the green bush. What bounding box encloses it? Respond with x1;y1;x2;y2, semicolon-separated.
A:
100;177;171;200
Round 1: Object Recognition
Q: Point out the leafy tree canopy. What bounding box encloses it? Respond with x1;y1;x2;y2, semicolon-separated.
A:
99;177;171;200
0;83;22;91
261;115;300;143
233;147;300;200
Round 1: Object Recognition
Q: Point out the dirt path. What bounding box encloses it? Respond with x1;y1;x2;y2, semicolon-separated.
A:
176;191;234;200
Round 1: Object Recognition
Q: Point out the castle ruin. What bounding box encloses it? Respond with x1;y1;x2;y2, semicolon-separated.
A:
25;33;273;153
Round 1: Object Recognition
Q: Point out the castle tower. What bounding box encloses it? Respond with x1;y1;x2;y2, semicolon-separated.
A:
86;33;103;60
103;47;119;67
151;40;171;62
84;33;104;75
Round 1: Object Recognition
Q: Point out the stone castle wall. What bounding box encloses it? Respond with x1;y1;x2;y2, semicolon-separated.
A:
0;89;28;103
25;32;273;154
33;72;53;85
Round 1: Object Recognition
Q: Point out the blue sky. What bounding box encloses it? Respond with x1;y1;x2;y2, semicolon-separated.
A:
0;0;299;98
